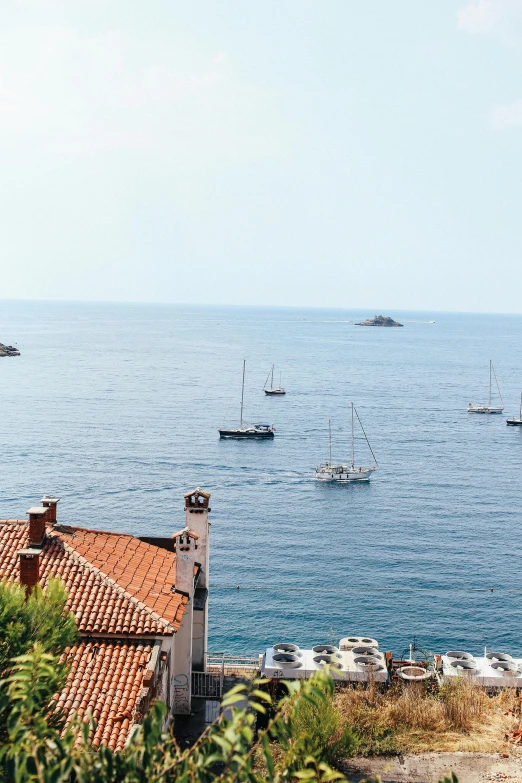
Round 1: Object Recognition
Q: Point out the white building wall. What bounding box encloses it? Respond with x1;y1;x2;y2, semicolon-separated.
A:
172;598;193;714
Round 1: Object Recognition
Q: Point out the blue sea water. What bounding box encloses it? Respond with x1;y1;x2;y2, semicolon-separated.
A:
1;300;522;658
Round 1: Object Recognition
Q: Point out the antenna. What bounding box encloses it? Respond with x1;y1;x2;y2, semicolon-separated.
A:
240;359;246;427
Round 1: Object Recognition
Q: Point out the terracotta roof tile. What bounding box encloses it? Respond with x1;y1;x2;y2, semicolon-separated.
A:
0;522;189;635
56;640;152;752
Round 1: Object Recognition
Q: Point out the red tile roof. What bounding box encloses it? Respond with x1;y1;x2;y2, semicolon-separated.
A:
56;639;152;751
0;522;188;635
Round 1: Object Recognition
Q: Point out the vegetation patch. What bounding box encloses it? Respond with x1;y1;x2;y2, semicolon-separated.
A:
334;678;518;756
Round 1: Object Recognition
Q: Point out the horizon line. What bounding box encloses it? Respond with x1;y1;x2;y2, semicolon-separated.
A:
1;297;522;317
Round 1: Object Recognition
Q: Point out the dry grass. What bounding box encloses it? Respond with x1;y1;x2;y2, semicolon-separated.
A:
334;679;519;756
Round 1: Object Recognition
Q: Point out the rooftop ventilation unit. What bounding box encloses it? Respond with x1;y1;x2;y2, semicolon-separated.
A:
446;651;474;661
312;645;341;658
339;636;378;651
486;652;513;663
272;653;302;669
449;660;478;675
261;637;389;682
354;656;384;673
442;649;522;686
491;661;519;676
273;643;302;656
351;646;379;657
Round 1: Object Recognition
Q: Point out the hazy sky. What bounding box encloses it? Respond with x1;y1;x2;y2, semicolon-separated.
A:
2;0;522;312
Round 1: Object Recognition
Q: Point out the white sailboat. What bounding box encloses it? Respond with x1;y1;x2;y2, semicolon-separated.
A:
315;404;378;482
264;364;286;395
507;392;522;426
467;360;504;414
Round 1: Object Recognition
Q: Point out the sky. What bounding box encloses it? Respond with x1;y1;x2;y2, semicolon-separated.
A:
1;0;522;312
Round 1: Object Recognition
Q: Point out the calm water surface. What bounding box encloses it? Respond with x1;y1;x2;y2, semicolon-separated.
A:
1;301;522;657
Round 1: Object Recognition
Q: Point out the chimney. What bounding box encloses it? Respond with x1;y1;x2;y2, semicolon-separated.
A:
172;527;199;596
184;488;210;589
41;495;60;525
27;506;48;547
19;549;40;595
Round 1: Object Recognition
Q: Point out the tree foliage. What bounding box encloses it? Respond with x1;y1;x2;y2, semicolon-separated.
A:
0;645;459;783
0;580;77;741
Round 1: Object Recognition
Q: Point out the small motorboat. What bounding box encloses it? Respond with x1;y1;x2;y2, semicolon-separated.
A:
507;392;522;426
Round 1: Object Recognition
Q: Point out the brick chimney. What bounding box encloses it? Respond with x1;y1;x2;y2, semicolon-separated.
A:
27;506;48;546
184;488;210;590
172;527;199;596
18;549;40;594
41;496;60;525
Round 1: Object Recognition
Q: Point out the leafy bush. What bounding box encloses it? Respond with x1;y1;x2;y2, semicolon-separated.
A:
0;647;460;783
0;580;77;741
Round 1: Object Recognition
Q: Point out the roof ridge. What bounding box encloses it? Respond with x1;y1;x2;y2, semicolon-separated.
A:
56;524;135;538
0;520;26;525
49;533;174;633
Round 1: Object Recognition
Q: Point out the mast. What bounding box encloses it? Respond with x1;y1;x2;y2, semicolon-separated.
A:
240;359;246;427
520;391;521;420
329;419;332;465
271;364;274;391
491;362;503;406
351;403;355;468
489;360;492;407
279;370;282;389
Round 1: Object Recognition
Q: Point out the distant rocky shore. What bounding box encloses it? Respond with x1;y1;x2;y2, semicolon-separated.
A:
0;343;20;356
355;315;403;327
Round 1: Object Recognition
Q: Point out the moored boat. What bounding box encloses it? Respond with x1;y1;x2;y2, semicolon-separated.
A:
315;405;377;483
264;364;286;395
219;360;275;439
468;360;504;414
507;392;522;426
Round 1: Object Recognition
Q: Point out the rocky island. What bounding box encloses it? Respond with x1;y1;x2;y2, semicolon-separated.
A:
0;343;20;356
355;315;403;327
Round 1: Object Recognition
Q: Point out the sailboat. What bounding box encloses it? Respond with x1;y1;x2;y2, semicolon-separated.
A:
467;360;504;414
507;392;522;426
315;404;378;482
264;365;286;396
219;360;275;439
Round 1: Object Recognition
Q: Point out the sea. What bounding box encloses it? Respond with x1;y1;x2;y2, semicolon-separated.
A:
1;300;522;658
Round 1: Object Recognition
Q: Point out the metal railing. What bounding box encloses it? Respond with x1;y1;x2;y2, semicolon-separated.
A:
206;652;261;678
191;653;261;699
192;671;222;699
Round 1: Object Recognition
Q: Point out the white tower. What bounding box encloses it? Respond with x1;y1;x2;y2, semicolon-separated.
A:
184;488;211;671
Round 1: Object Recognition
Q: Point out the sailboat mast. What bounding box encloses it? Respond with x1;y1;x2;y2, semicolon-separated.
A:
329;419;332;465
519;391;521;420
271;364;274;391
351;402;355;467
489;360;492;407
279;370;282;388
240;359;246;427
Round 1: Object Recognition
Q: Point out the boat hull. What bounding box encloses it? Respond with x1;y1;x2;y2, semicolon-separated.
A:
264;389;286;396
467;406;504;414
219;429;274;439
507;419;522;426
315;467;375;482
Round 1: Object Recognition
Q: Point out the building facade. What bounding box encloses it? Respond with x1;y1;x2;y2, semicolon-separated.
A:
0;487;211;749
